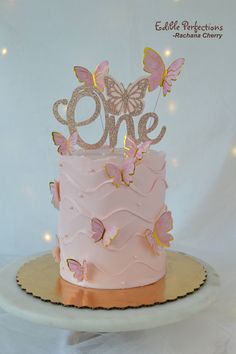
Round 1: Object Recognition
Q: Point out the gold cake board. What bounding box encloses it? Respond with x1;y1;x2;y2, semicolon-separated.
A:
16;251;207;310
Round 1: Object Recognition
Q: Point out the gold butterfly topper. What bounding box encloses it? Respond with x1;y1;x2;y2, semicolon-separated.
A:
52;49;185;150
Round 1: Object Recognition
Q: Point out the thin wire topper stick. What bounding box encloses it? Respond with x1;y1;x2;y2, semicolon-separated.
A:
99;112;104;132
148;87;161;129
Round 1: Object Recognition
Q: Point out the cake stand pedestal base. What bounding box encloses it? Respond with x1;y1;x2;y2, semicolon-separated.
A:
0;252;220;344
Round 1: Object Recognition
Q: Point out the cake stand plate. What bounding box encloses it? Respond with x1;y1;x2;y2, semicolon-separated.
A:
0;252;220;333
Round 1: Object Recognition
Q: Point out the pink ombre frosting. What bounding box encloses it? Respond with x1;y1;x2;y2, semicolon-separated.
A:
57;148;167;289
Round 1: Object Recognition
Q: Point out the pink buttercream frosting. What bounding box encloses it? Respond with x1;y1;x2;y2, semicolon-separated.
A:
57;148;168;289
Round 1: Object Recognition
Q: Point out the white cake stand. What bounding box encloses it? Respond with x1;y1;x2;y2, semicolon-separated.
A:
0;252;220;335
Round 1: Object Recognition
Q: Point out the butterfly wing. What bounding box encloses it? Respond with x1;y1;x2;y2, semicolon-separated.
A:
154;211;173;247
103;226;120;247
91;217;105;242
124;135;138;159
144;229;159;254
136;140;152;161
52;246;60;263
52;132;66;146
163;58;185;96
74;66;94;88
93;60;109;91
122;159;135;186
49;180;60;209
67;259;84;281
52;132;68;155
143;47;165;92
168;58;185;74
105;163;123;187
104;76;125;115
125;78;148;116
67;131;78;154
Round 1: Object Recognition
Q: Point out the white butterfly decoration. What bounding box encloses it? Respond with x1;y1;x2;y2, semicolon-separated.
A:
104;76;148;117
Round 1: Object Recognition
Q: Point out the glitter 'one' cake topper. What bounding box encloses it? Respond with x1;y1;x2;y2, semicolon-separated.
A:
52;47;185;150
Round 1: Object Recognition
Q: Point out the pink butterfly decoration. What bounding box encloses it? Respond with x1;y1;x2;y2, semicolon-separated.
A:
74;60;109;92
52;131;78;155
49;180;60;209
105;159;135;188
104;76;148;116
144;229;159;254
52;246;60;264
124;135;151;163
154;211;174;248
91;218;119;247
67;259;88;282
144;211;173;254
143;47;185;95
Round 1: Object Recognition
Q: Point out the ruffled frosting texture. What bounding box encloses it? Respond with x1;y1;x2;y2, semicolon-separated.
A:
58;149;167;289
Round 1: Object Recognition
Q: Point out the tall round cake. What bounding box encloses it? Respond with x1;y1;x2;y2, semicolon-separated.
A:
50;47;184;290
57;148;167;289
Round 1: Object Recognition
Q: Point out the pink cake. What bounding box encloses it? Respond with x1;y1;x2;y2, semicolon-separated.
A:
57;148;167;289
50;47;184;289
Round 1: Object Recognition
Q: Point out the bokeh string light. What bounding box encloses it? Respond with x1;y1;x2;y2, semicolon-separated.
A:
1;48;7;56
43;232;52;243
168;101;177;113
231;146;236;156
171;158;179;168
164;49;172;57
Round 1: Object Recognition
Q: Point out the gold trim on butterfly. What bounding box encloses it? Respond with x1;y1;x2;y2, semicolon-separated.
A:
66;258;87;281
104;164;121;188
143;47;165;92
103;228;120;248
123;134;139;160
143;47;185;96
104;162;136;188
